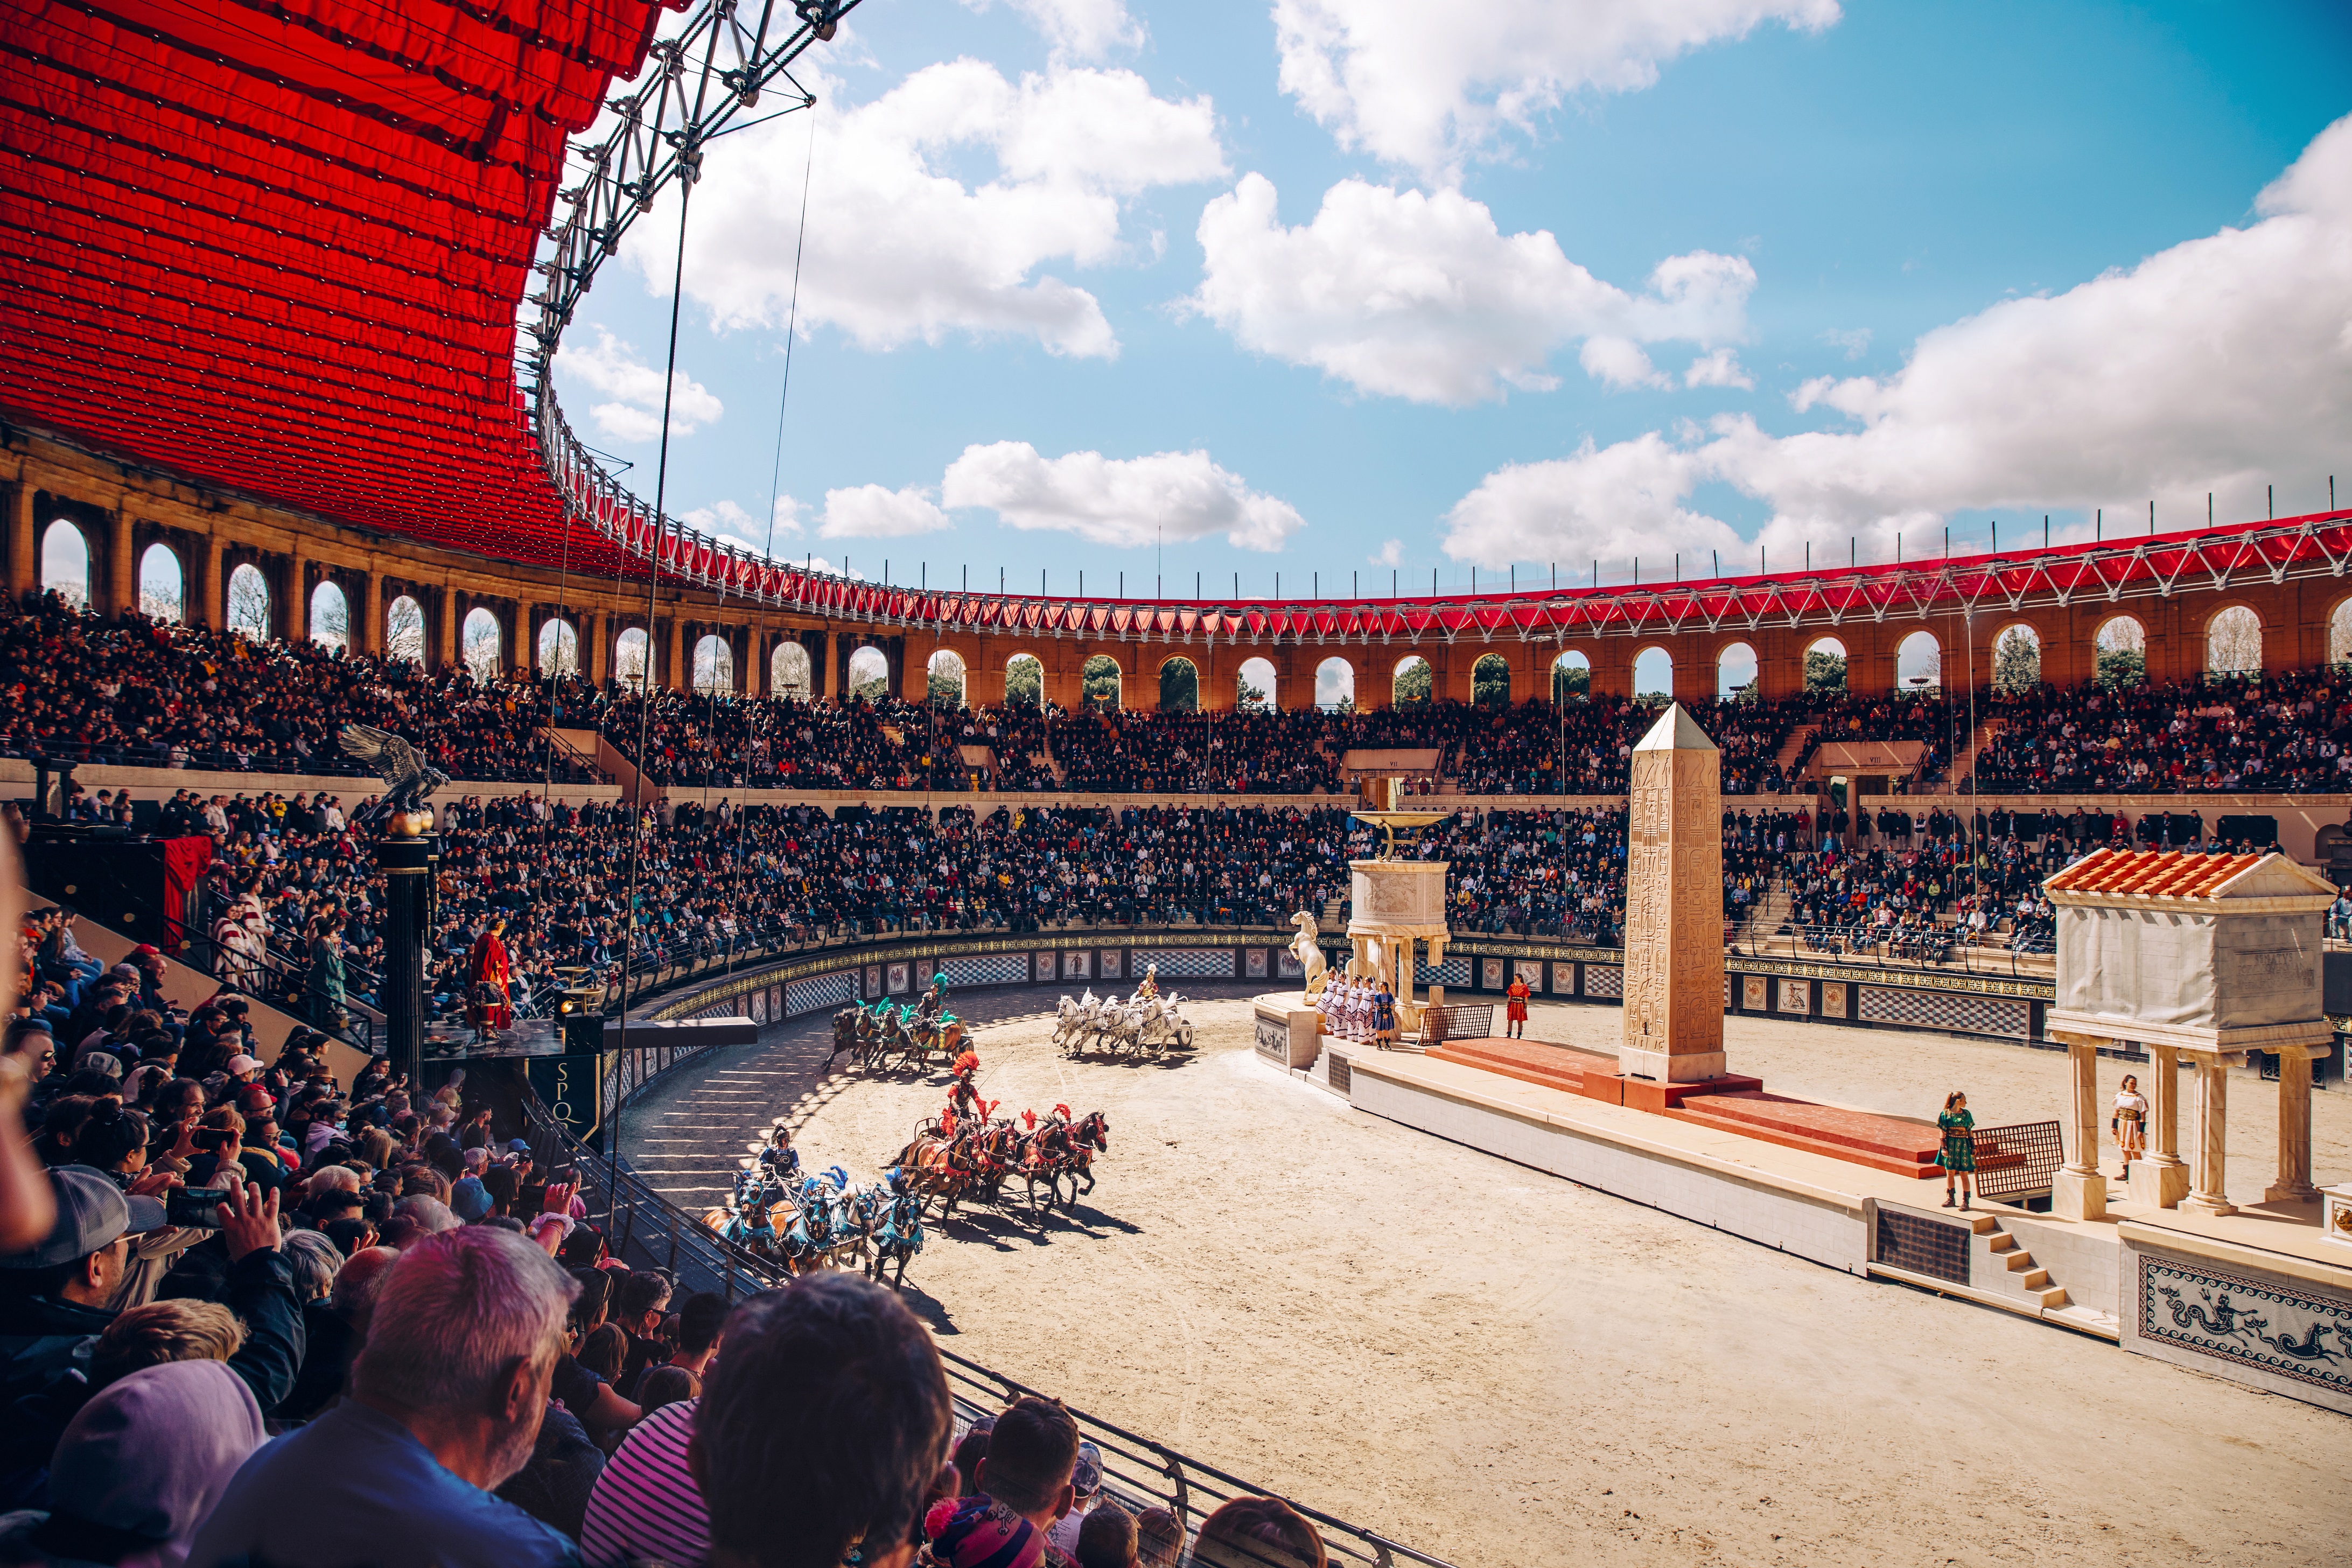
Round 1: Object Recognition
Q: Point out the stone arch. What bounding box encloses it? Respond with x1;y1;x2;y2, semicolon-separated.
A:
1394;654;1433;708
2205;604;2261;678
1803;635;1847;693
538;617;580;675
40;519;89;607
1472;652;1510;707
226;562;270;639
386;595;427;662
1716;641;1758;701
1551;649;1590;703
1005;653;1044;710
2331;599;2352;667
2094;614;2145;688
309;580;349;650
692;633;735;694
1159;656;1199;713
614;626;652;689
846;643;891;702
461;606;502;680
1081;653;1121;712
928;647;967;709
137;541;183;622
772;639;813;698
1991;622;2041;692
1236;656;1277;710
1314;655;1354;710
1633;646;1674;701
1894;630;1942;692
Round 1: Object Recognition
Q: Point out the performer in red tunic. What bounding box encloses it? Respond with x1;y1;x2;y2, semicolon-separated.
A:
1504;973;1532;1039
465;916;514;1038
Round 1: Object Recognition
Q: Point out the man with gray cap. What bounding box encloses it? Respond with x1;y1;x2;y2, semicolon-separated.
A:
0;1168;302;1510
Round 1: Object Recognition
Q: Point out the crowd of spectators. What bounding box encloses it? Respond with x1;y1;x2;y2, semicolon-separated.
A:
1971;669;2352;793
0;956;1336;1567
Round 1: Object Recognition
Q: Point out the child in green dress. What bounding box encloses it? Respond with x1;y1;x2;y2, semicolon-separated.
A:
1937;1090;1976;1210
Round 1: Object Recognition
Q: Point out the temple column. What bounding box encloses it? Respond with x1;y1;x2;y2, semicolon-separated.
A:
107;512;135;617
190;533;221;630
6;485;34;603
2128;1044;2191;1208
2182;1053;2236;1216
2052;1031;2108;1220
2265;1045;2321;1205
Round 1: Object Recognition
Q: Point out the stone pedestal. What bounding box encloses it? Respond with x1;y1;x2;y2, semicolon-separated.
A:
2127;1157;2193;1209
2129;1043;2190;1209
1252;995;1321;1070
375;829;442;1086
1618;705;1728;1084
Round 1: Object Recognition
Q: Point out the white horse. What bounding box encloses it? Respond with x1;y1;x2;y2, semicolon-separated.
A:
1289;911;1329;1000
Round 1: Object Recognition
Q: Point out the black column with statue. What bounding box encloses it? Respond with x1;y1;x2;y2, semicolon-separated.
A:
341;723;451;1088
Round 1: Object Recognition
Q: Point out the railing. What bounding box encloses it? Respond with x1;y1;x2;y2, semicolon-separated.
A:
1415;1003;1496;1045
1731;920;2053;978
512;1075;1455;1568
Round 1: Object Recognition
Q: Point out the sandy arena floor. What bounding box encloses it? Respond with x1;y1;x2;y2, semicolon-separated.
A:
625;993;2350;1566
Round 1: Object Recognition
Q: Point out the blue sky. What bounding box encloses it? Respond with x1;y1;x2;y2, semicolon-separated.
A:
552;0;2352;601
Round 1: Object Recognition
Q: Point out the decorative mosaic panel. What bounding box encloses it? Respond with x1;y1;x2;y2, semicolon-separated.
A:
864;965;881;1000
1245;948;1270;979
886;962;909;995
1580;964;1622;999
940;954;1031;989
1875;1207;1970;1284
1515;960;1544;988
1254;1014;1288;1061
1329;1054;1353;1094
1742;975;1768;1012
1136;949;1239;980
915;959;935;990
1063;950;1091;979
2134;1252;2352;1399
1858;985;2031;1039
1276;949;1302;978
1822;981;1848;1019
1100;949;1123;980
1549;962;1575;994
1779;978;1811;1015
1481;958;1506;990
747;990;767;1024
786;970;857;1018
1034;953;1058;982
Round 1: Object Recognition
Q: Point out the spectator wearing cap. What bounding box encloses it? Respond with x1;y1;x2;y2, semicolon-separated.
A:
0;1360;267;1568
929;1395;1082;1568
0;1171;298;1510
694;1274;952;1568
1045;1440;1105;1559
187;1227;583;1568
450;1175;494;1224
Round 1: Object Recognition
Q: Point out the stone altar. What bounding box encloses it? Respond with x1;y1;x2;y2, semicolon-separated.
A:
1618;704;1729;1084
1344;777;1455;1039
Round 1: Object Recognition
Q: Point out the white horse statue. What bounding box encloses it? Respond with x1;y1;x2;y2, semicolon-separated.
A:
1289;911;1329;1002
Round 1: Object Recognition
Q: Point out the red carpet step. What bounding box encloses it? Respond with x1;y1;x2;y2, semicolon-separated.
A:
1668;1091;1943;1179
1426;1037;1621;1095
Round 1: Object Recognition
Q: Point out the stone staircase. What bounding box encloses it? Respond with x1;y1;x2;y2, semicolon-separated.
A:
1966;1213;2117;1335
1772;724;1818;782
1954;712;2005;790
1321;895;1346;926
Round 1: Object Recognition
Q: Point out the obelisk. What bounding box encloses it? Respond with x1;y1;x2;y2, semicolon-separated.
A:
1618;703;1727;1082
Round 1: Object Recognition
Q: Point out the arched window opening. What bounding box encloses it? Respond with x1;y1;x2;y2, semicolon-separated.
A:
1552;650;1590;704
1894;631;1941;694
138;543;183;623
1716;642;1758;702
310;581;349;651
692;634;734;695
1005;654;1044;710
1081;654;1121;712
1803;636;1847;694
1633;647;1674;702
1394;655;1432;709
2095;616;2145;689
1236;657;1277;711
386;596;426;663
1991;625;2040;693
1159;657;1199;713
539;619;580;676
928;648;967;709
226;563;270;640
2206;606;2261;679
461;608;502;681
846;645;890;703
1472;653;1510;708
1314;656;1354;711
614;627;651;690
771;640;813;699
41;521;89;608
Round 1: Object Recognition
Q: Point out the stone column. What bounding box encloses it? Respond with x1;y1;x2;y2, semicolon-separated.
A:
2052;1032;2107;1220
190;534;221;630
107;513;135;618
435;589;457;669
2265;1045;2322;1205
350;570;377;656
2129;1043;2191;1208
664;614;683;691
2182;1053;2236;1216
1616;704;1727;1083
285;543;307;641
584;611;605;684
6;485;34;603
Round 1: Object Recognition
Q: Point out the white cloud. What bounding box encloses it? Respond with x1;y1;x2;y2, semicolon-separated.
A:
1579;336;1668;389
1191;174;1753;404
1683;346;1754;388
1821;326;1872;359
647;60;1224;360
818;485;954;540
555;327;724;443
1441;114;2352;568
961;0;1142;59
1369;538;1404;566
1273;0;1841;180
678;497;803;555
941;442;1306;551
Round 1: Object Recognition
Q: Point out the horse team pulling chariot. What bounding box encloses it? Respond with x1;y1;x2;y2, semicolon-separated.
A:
829;993;968;1073
1052;970;1196;1059
702;1123;930;1289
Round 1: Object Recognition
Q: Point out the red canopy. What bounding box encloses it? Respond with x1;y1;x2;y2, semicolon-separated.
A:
0;0;664;576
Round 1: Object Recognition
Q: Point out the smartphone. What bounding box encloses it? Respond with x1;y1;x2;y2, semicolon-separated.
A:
190;1127;235;1152
167;1188;229;1228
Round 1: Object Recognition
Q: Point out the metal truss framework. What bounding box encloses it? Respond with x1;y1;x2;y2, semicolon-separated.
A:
524;8;2352;650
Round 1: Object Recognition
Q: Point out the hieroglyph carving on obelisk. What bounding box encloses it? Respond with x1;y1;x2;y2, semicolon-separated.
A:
1618;704;1727;1083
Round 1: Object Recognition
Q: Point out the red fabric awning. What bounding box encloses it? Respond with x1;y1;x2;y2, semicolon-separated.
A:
1;0;665;575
